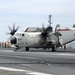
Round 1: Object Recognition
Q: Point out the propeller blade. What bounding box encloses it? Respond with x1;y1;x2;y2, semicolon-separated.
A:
42;23;45;31
7;24;20;42
15;26;20;32
7;24;20;36
41;25;52;39
13;23;15;31
7;36;12;41
45;26;52;32
8;26;12;31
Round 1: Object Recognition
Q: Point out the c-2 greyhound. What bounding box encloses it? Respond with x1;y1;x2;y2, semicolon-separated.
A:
7;14;75;52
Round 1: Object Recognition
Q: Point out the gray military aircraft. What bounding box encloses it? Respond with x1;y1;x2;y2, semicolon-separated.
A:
7;15;75;52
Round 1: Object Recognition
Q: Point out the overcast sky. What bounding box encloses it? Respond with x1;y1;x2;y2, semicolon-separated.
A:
0;0;75;41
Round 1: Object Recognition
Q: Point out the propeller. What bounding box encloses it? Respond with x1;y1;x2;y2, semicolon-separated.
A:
7;23;19;36
41;25;53;39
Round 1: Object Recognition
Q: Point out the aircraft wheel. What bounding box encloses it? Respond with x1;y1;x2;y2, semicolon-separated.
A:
52;46;56;52
26;47;29;51
14;48;17;52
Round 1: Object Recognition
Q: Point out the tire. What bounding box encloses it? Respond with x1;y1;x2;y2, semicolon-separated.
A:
26;47;29;51
52;46;56;52
14;48;17;52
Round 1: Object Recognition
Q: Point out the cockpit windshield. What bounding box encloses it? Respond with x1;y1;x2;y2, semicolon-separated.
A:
15;32;25;36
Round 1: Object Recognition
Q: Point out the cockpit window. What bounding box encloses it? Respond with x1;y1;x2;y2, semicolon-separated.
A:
15;33;24;36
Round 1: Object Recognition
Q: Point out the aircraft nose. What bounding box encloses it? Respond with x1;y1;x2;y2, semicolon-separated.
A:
10;37;17;44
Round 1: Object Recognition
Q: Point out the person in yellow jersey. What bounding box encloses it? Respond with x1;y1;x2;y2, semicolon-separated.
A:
64;44;66;50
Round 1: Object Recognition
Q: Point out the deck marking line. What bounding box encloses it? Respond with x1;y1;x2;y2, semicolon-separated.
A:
0;67;25;71
0;66;54;75
27;72;54;75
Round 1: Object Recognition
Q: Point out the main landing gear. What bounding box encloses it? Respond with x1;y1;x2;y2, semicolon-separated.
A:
52;45;57;52
25;47;29;51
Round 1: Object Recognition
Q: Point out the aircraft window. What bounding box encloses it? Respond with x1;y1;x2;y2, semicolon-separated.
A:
15;33;24;36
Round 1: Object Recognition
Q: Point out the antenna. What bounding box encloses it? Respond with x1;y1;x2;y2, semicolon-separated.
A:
48;14;52;26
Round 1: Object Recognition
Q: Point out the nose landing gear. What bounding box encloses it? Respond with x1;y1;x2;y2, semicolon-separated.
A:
14;47;19;52
14;47;29;52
